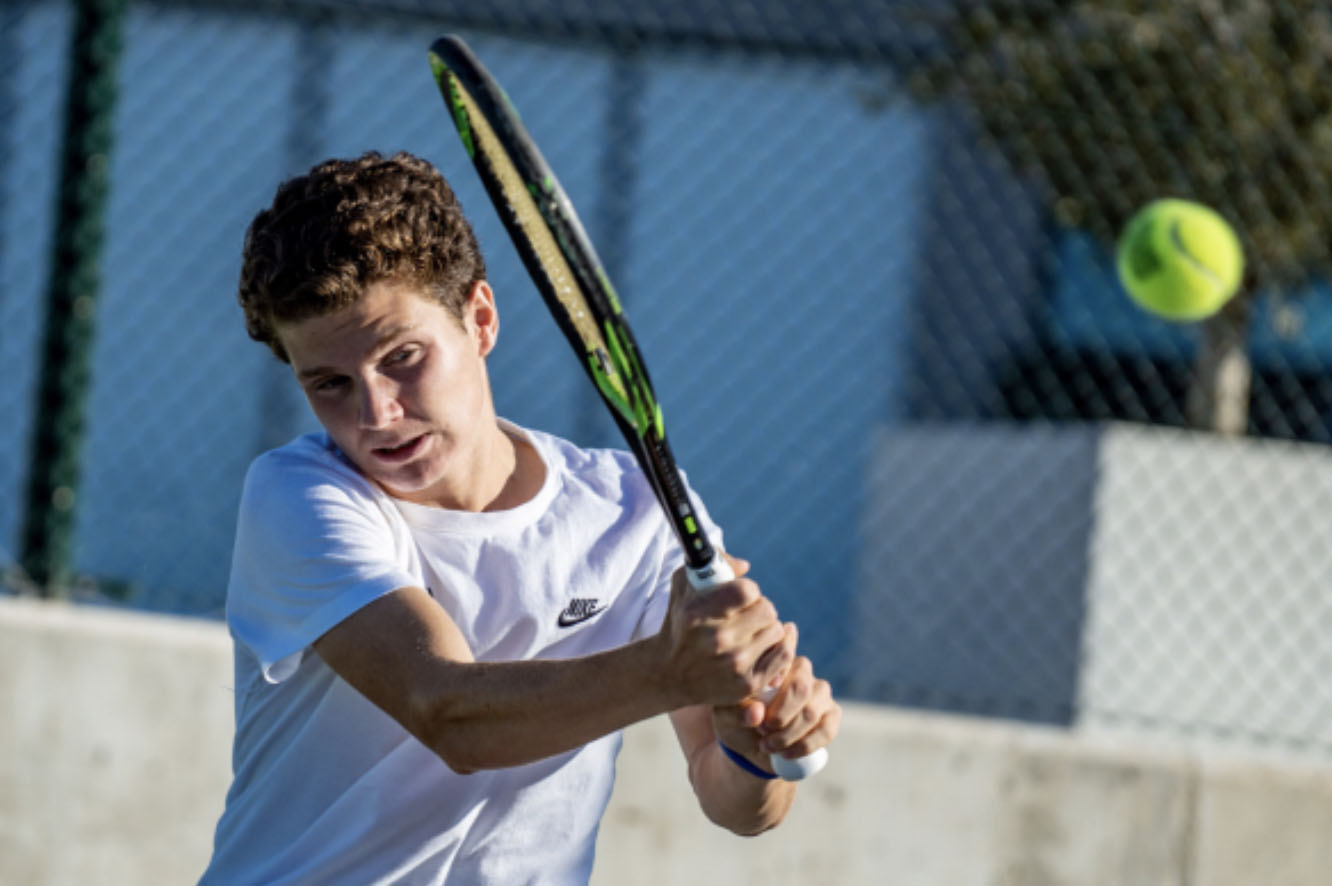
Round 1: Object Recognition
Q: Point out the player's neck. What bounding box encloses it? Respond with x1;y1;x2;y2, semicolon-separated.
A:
480;422;545;512
419;420;541;513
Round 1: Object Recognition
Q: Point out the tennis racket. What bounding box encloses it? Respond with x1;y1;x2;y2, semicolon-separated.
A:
427;35;826;781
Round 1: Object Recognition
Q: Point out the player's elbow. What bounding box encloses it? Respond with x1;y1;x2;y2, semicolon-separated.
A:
443;757;481;776
434;743;482;776
713;814;778;837
421;727;484;775
407;689;483;775
703;799;783;836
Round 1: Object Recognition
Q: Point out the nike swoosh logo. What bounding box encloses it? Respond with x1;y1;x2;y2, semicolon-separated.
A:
557;601;608;628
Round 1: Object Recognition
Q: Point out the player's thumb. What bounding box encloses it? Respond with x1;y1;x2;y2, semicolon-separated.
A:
739;697;765;729
722;552;751;578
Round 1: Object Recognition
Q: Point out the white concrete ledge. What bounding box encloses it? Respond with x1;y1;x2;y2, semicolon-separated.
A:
598;708;1332;886
3;596;1330;886
0;596;234;886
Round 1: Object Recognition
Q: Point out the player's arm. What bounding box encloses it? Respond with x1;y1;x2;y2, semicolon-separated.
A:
670;703;795;835
312;572;790;774
668;619;841;835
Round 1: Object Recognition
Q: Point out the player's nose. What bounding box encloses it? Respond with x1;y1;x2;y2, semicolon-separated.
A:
357;376;402;429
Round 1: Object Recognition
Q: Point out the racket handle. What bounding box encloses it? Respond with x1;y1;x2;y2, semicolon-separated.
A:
685;555;830;782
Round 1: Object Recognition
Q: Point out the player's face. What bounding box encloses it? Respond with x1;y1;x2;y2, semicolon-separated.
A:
277;279;501;507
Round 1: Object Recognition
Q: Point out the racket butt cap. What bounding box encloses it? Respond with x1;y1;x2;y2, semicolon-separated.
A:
771;746;828;781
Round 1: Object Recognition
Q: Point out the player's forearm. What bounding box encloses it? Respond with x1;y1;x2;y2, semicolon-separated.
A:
686;738;795;835
409;637;682;773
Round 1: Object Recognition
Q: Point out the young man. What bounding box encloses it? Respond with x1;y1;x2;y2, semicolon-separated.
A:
201;151;840;884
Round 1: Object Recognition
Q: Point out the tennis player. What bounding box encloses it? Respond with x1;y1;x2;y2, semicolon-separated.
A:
200;151;840;885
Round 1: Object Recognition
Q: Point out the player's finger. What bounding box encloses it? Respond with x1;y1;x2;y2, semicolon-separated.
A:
722;552;751;578
704;591;778;657
760;666;836;753
729;593;781;640
767;699;842;760
671;563;756;612
688;576;763;621
715;699;765;731
729;624;788;697
759;654;817;729
750;622;796;687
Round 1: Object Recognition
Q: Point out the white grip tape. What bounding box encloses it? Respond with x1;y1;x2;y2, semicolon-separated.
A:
685;555;829;782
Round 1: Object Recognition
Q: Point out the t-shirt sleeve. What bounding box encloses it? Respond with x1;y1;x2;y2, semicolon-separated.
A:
226;448;421;683
632;470;724;641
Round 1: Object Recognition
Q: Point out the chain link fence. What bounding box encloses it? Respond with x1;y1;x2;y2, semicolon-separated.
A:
3;0;1332;759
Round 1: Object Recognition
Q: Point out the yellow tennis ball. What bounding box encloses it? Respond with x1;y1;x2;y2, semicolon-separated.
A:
1115;199;1244;321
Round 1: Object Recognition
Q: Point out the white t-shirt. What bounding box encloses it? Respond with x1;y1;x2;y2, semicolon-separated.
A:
201;421;719;885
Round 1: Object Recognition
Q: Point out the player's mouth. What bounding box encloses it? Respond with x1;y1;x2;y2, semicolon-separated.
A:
370;433;429;464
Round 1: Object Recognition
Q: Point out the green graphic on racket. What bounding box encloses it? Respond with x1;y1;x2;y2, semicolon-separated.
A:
428;34;827;781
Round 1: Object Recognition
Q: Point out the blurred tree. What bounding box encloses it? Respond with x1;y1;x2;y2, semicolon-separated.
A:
910;0;1332;433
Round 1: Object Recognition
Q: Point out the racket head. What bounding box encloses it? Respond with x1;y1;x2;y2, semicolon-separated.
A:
428;35;716;569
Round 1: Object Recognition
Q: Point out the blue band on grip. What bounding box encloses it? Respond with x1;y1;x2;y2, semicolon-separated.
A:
718;741;777;780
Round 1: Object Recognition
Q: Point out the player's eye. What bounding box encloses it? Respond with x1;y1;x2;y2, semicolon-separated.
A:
312;376;349;394
383;345;420;368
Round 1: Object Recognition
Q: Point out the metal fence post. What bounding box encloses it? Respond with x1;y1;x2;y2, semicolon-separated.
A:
20;0;126;594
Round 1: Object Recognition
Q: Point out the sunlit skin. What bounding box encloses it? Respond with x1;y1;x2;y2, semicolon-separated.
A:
275;279;543;512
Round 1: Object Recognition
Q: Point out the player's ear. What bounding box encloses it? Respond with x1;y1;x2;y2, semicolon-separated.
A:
464;280;499;357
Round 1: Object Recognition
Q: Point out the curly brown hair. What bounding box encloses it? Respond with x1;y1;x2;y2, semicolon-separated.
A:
239;151;487;362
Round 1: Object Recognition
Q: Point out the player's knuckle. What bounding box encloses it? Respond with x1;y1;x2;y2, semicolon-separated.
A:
686;594;714;618
787;737;813;757
722;648;747;672
787;679;810;704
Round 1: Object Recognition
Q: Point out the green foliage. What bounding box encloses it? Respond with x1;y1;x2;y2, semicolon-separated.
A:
911;0;1332;290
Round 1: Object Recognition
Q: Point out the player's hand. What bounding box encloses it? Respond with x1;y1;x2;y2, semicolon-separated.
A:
654;560;791;709
712;622;841;768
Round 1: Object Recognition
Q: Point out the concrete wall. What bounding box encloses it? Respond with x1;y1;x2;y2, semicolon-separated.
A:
598;713;1332;886
855;422;1332;759
0;596;233;885
3;596;1331;886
